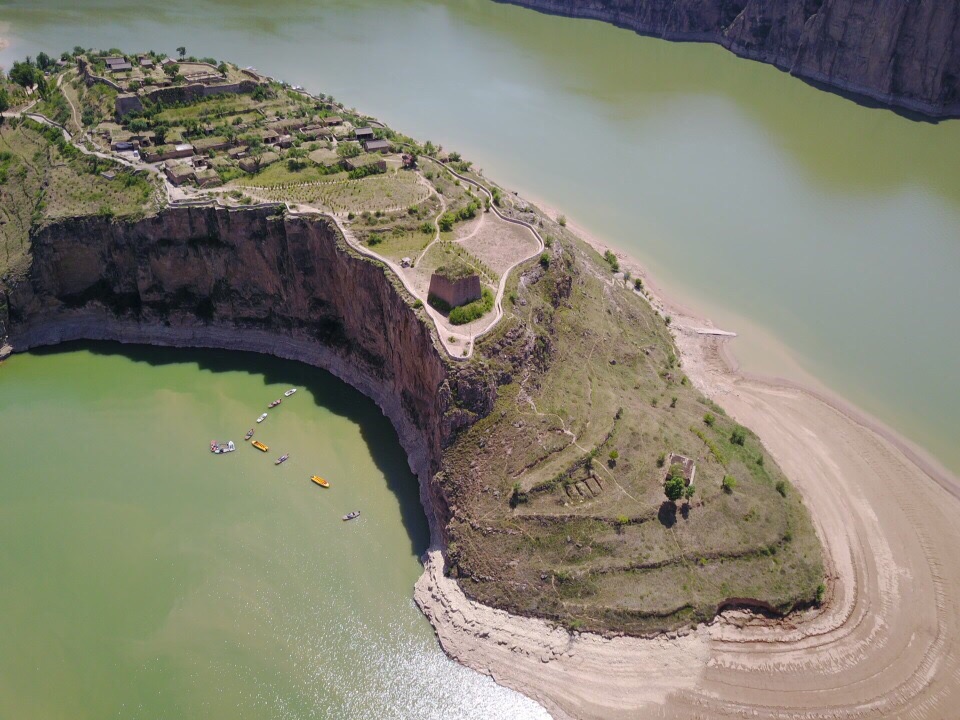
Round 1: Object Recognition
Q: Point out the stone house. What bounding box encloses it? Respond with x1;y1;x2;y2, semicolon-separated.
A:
363;138;391;154
429;263;482;309
667;453;697;486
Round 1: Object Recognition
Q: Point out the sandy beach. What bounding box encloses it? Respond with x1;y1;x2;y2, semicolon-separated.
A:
415;205;960;718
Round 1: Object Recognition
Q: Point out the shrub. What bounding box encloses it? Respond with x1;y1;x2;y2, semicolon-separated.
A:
539;252;550;269
816;583;826;604
775;480;787;497
438;212;454;232
703;412;716;426
510;481;528;507
670;396;678;408
722;475;737;493
557;214;567;226
656;452;666;468
412;299;423;309
449;288;494;325
420;221;434;234
603;250;619;272
634;277;643;291
615;515;629;527
664;476;685;503
730;426;746;446
543;235;554;248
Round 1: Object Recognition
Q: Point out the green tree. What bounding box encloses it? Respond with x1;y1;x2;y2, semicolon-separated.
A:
703;412;716;427
683;484;696;503
0;89;9;114
9;61;37;88
35;52;53;71
730;426;746;446
438;213;454;232
722;475;737;494
177;46;187;60
664;476;685;504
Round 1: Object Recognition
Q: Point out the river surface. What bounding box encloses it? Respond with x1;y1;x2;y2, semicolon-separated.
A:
3;0;957;474
0;344;548;718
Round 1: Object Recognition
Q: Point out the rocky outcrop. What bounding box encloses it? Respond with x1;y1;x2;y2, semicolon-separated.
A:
496;0;960;118
4;205;497;538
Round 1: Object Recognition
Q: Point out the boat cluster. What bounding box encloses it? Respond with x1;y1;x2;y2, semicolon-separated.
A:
208;387;361;521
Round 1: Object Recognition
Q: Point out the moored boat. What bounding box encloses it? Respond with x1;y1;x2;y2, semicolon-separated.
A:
244;428;255;440
256;413;268;423
210;440;236;454
275;453;290;465
284;388;297;397
310;475;330;488
268;399;282;408
342;510;360;521
252;440;269;452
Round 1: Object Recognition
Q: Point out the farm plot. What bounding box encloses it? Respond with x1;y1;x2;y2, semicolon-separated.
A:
457;213;540;276
247;171;431;214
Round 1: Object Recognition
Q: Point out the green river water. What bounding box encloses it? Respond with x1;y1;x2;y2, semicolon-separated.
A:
1;0;959;715
0;343;549;718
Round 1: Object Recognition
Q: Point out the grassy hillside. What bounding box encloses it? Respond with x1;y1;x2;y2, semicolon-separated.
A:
0;118;158;284
441;215;823;634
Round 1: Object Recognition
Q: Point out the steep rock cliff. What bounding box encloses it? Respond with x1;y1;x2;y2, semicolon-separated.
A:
497;0;960;117
5;205;497;537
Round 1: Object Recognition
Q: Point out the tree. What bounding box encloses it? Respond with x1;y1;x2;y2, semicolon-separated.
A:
35;52;53;71
163;63;180;78
9;61;37;88
246;138;265;171
664;476;685;504
683;484;696;503
722;475;737;494
608;449;619;468
0;89;9;114
730;426;746;446
177;46;187;60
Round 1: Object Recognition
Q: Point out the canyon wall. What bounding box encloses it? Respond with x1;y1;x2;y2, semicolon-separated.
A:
3;205;497;537
496;0;960;118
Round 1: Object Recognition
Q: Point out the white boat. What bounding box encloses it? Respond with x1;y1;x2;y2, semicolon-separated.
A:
256;413;268;423
211;440;236;454
284;388;297;397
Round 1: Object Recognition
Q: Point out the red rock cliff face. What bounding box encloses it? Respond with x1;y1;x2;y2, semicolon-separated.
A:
4;205;497;539
497;0;960;118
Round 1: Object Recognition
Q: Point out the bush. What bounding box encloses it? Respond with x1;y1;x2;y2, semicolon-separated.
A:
539;252;550;268
412;299;423;309
722;475;737;494
603;250;619;272
543;235;554;248
557;214;567;226
615;515;629;527
730;426;746;446
656;452;666;468
448;288;494;325
634;277;643;291
775;480;787;497
703;412;716;427
816;583;826;604
664;476;685;503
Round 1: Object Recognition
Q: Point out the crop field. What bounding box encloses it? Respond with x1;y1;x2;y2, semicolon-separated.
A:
456;212;540;276
243;171;431;214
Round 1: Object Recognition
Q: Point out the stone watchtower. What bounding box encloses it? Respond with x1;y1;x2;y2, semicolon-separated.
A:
428;262;482;309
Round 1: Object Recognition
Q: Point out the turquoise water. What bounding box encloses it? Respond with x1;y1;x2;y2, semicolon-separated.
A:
0;343;548;718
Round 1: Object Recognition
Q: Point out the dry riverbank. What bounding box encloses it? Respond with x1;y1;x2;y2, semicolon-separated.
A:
414;208;960;718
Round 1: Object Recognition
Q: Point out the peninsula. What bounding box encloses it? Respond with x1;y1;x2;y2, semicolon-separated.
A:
3;48;960;720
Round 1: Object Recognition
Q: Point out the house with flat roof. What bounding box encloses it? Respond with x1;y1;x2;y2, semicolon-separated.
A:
363;138;390;154
354;127;375;141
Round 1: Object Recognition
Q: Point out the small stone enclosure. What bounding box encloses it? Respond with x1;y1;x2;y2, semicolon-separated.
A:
429;263;481;309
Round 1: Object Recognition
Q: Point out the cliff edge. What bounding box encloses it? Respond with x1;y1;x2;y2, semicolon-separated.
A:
496;0;960;118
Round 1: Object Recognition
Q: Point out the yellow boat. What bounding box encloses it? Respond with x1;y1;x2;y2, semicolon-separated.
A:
311;475;330;488
252;440;269;452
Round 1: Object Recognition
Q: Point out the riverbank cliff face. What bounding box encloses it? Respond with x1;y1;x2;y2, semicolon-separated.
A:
1;205;495;538
497;0;960;118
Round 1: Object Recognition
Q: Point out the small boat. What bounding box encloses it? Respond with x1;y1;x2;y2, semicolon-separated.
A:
275;453;290;465
244;428;255;441
256;413;268;424
268;398;282;408
310;475;330;488
210;440;236;454
342;510;360;521
252;440;269;452
284;388;297;397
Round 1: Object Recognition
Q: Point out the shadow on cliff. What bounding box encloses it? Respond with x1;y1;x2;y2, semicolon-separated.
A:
30;340;431;556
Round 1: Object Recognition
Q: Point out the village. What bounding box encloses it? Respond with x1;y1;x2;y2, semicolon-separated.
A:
48;49;546;357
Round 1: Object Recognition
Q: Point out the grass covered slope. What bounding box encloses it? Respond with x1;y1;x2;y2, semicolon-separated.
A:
0;118;158;284
440;226;823;634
